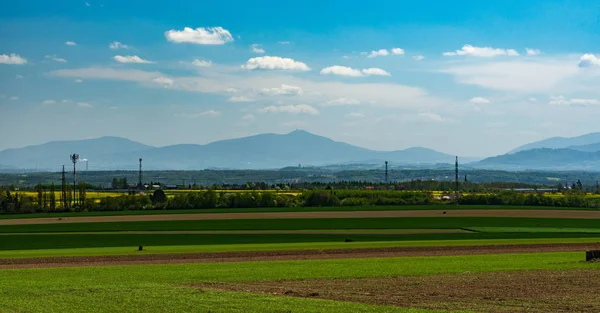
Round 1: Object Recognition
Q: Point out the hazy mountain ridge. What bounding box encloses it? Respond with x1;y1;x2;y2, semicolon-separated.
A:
0;131;462;171
475;148;600;171
510;132;600;153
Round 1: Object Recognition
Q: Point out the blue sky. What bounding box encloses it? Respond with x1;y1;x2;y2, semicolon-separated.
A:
1;0;600;156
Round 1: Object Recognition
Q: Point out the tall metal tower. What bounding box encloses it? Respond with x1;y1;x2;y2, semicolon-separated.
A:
70;154;79;206
138;158;143;188
455;156;459;203
384;161;389;184
61;165;67;209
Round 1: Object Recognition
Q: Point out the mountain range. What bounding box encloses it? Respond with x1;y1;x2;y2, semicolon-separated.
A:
0;131;470;171
2;130;600;172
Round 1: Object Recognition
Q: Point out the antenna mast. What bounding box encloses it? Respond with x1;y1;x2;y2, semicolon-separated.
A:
455;156;459;204
70;154;79;207
138;158;143;189
385;161;388;184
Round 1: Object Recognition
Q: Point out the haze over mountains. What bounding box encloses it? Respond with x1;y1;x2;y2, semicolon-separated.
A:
1;130;599;172
0;131;467;171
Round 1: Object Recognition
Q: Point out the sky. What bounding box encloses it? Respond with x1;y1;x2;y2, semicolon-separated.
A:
1;0;600;157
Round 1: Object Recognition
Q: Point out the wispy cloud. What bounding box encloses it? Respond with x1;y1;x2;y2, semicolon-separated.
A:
165;27;234;45
0;54;27;65
260;84;303;96
250;44;265;54
192;59;212;67
242;56;310;71
469;97;490;104
525;48;541;56
113;55;154;64
320;66;390;77
443;44;519;57
45;55;67;63
65;41;77;46
259;104;319;115
228;96;255;102
109;41;130;49
77;102;92;108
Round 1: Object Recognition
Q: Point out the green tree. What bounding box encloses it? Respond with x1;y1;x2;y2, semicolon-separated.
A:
49;183;56;211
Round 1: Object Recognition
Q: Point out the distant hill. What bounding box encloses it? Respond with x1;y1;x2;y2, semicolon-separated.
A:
475;148;600;171
510;132;600;153
0;137;153;171
0;131;462;171
567;142;600;152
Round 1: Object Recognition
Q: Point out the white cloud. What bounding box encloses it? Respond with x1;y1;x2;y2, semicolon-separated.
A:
419;112;443;121
259;104;319;115
260;84;303;96
113;55;154;64
77;102;92;108
225;88;239;93
200;110;221;117
242;56;310;71
391;48;405;55
413;55;425;61
85;2;90;6
10;96;18;100
42;100;56;105
324;98;360;106
346;112;364;118
250;44;265;54
228;96;255;102
75;79;83;83
549;95;600;107
368;49;389;58
441;59;580;93
578;54;600;68
321;66;390;77
320;66;362;77
526;48;541;56
242;113;255;120
65;41;77;46
192;59;212;67
109;41;130;49
529;97;538;102
361;68;391;76
45;55;67;63
0;54;27;65
278;41;290;45
443;44;519;57
153;76;173;87
15;75;23;79
49;67;440;109
165;26;233;45
469;97;490;104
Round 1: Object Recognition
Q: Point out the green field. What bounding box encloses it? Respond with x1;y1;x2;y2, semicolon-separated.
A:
1;252;598;312
2;206;600;312
2;237;599;259
3;216;600;233
2;204;599;219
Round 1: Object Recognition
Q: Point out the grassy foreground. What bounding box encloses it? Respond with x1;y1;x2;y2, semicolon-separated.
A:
1;252;598;313
2;237;600;259
3;231;600;251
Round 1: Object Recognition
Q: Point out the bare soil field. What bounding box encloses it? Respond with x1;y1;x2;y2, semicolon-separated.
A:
1;242;598;269
2;209;600;225
200;268;600;313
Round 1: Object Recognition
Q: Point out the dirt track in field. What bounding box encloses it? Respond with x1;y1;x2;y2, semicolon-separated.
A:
2;209;600;225
1;242;598;269
200;268;600;313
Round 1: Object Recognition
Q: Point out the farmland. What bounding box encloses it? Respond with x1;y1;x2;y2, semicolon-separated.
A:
1;204;600;312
